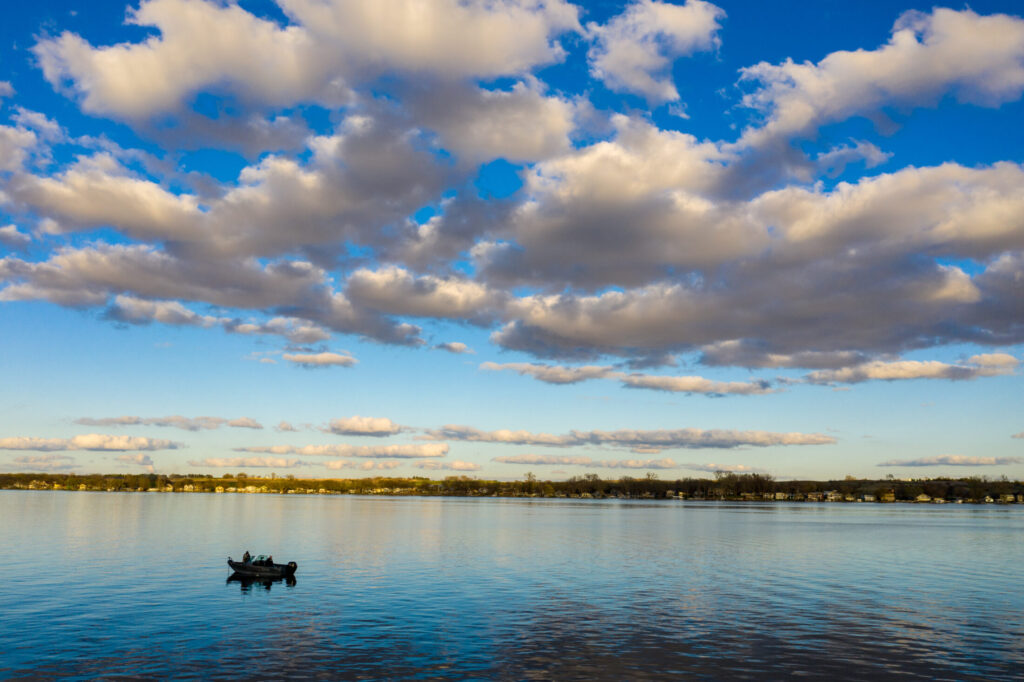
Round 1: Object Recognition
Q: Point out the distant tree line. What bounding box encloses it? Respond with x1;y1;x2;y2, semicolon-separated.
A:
0;471;1022;502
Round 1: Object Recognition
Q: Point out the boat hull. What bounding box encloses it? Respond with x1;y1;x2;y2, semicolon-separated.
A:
227;559;297;578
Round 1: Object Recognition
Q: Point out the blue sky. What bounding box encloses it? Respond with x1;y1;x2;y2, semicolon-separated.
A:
1;0;1022;480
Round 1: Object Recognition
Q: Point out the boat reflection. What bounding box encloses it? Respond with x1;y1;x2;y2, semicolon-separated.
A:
227;572;297;592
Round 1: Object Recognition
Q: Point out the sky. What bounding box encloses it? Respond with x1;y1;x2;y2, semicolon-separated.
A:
0;0;1022;481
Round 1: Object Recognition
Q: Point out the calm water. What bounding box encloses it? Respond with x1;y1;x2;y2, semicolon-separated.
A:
2;491;1022;680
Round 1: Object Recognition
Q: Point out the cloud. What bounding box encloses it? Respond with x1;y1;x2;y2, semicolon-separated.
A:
12;454;77;471
679;462;762;473
75;415;263;431
276;421;298;433
326;416;404;437
737;8;1024;148
481;361;613;384
282;351;357;368
587;0;724;103
33;0;579;120
807;354;1018;384
492;454;595;465
235;443;448;459
492;453;675;469
404;79;579;164
424;424;834;450
324;460;401;471
0;225;31;249
435;342;473;355
878;455;1024;467
413;460;482;471
116;453;155;472
346;266;504;321
188;457;303;468
1013;432;1024;440
0;81;13;98
617;373;773;395
0;435;181;451
227;417;263;430
481;361;773;395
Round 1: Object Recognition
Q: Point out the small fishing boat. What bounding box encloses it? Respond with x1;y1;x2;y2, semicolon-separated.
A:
227;554;298;578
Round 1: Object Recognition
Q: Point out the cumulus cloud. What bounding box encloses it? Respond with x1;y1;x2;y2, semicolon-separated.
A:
738;8;1024;147
12;454;77;471
282;351;357;368
423;424;834;450
588;0;724;103
188;457;303;468
235;443;448;459
0;81;13;98
0;434;180;451
326;416;404;437
1013;432;1024;440
807;354;1018;384
0;225;31;249
878;455;1024;467
75;415;263;431
346;266;503;321
33;0;579;120
413;460;482;471
276;421;298;433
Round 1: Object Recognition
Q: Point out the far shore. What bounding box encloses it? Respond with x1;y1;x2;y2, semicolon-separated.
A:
2;472;1022;505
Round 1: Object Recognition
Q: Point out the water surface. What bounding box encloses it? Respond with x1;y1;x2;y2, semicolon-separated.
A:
2;491;1022;680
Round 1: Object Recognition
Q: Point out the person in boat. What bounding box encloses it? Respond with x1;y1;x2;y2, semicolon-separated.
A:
243;550;251;563
267;555;273;566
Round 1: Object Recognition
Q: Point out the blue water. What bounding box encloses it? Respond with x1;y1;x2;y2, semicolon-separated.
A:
2;491;1022;680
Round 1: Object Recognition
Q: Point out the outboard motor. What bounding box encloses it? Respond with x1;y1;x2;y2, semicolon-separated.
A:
287;561;298;575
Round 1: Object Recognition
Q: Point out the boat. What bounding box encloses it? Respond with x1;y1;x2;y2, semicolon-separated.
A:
227;554;298;578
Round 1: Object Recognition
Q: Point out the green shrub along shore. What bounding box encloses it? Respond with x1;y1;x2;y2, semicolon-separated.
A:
1;471;1023;503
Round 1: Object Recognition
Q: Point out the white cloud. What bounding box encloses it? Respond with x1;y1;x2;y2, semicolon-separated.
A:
738;8;1024;147
492;453;676;469
481;361;772;395
406;79;579;163
493;454;595;465
75;415;263;431
680;462;761;473
236;443;448;459
276;421;298;432
189;457;303;468
807;355;1018;384
346;266;503;321
0;125;38;172
326;416;404;437
588;0;724;103
481;361;613;384
0;434;180;451
0;81;13;98
413;460;482;471
424;424;834;449
33;0;580;120
878;455;1024;467
282;351;357;368
12;454;77;471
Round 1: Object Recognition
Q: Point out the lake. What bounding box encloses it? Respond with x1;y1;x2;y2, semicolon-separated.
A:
2;490;1022;680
